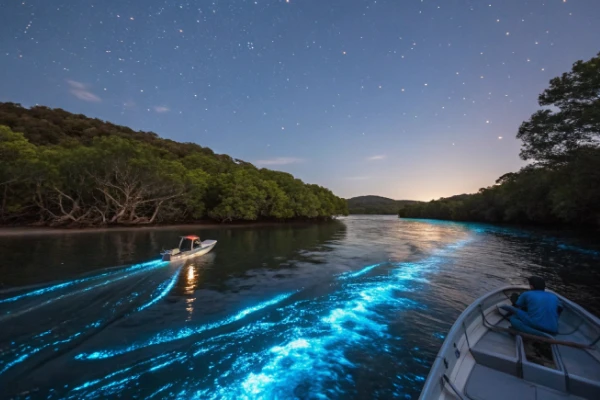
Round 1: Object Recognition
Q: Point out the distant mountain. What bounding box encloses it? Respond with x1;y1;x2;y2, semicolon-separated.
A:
347;196;420;215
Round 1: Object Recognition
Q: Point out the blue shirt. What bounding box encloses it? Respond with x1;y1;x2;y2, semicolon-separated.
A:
517;290;561;333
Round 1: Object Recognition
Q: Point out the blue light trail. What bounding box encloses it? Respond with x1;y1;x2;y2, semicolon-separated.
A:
196;238;471;399
0;259;164;305
5;232;478;399
0;260;169;322
137;266;183;312
75;291;297;360
338;263;384;280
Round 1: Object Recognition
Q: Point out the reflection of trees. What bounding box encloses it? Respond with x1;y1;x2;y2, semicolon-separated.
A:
190;222;347;291
1;229;167;287
2;222;346;292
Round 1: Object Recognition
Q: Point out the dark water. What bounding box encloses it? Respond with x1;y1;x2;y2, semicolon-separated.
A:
0;216;599;399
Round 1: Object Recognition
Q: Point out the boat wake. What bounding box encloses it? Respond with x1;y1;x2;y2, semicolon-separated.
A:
0;232;473;399
0;258;180;394
2;218;598;399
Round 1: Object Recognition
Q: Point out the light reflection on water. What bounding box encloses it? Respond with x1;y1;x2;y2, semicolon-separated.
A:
0;216;598;399
186;264;196;321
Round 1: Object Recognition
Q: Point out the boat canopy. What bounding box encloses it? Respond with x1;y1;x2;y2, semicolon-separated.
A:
183;235;200;240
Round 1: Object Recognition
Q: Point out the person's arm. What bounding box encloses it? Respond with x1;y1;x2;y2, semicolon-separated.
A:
515;292;528;310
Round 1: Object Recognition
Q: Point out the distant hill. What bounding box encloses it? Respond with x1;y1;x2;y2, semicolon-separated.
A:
347;196;420;215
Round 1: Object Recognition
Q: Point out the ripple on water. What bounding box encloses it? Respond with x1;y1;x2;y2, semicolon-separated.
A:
1;216;599;399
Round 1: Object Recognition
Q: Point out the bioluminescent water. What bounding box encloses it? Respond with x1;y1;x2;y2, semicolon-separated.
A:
1;217;598;399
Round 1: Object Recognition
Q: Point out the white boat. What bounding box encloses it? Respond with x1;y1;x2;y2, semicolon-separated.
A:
420;286;600;400
161;235;217;261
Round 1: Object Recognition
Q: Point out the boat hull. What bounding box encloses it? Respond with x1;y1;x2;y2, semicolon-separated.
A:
419;285;600;400
162;240;217;261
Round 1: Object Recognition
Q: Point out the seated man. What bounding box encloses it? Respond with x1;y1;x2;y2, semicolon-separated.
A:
501;276;562;336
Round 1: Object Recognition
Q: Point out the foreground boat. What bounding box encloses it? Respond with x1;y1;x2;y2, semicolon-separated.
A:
420;286;600;400
161;235;217;261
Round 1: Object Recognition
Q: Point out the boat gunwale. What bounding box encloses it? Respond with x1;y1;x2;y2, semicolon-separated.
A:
419;285;600;399
161;240;217;261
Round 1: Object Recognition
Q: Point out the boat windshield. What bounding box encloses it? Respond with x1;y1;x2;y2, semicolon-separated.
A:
179;238;193;251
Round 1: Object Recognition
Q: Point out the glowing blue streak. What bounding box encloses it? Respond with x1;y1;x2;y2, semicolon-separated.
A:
557;243;599;257
338;263;383;280
137;266;182;312
76;292;296;360
148;354;186;372
193;345;218;357
467;222;600;257
147;383;174;399
67;234;474;398
0;332;82;375
71;354;174;392
0;353;33;375
209;237;472;399
0;259;164;305
0;261;169;322
1;261;168;375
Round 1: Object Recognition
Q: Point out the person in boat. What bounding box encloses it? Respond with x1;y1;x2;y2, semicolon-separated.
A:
501;276;563;336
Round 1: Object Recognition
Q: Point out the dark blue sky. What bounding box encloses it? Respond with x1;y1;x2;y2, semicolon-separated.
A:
1;0;599;200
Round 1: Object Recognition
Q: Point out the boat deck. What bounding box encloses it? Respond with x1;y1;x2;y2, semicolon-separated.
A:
419;287;600;400
466;326;598;399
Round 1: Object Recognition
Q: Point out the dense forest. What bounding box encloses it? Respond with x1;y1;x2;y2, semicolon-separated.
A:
0;103;348;226
400;52;600;227
347;196;419;215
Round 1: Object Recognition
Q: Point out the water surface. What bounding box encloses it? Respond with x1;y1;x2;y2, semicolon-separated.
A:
1;216;598;399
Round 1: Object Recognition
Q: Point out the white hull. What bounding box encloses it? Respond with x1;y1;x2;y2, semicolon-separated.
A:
162;240;217;261
420;286;600;400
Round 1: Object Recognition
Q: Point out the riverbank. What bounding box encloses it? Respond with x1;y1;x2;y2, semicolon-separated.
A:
0;218;343;237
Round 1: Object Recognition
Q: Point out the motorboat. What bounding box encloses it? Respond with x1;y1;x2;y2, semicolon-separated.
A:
161;235;217;262
419;286;600;399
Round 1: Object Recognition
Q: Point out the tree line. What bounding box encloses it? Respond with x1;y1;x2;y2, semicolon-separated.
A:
347;196;419;215
0;103;347;226
400;52;600;227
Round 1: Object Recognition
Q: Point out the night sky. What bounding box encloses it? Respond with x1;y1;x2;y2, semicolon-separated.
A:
1;1;599;201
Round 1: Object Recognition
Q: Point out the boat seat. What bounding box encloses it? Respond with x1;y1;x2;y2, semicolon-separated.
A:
465;364;535;400
471;330;520;376
520;340;567;392
556;345;600;399
465;364;586;400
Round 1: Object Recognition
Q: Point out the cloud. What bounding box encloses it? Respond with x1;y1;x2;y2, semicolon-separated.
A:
67;80;101;102
366;155;386;161
153;106;170;113
254;157;305;166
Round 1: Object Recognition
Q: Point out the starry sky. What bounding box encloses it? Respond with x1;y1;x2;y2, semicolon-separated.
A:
1;1;599;201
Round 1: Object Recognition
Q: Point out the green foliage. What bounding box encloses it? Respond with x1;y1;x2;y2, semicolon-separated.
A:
0;104;347;225
347;195;420;215
401;52;600;227
517;52;600;165
399;150;600;226
0;126;40;218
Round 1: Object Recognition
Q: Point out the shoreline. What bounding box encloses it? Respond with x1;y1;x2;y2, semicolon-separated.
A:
0;219;343;237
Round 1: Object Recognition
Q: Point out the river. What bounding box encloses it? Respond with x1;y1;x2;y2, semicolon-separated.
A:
1;216;599;399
